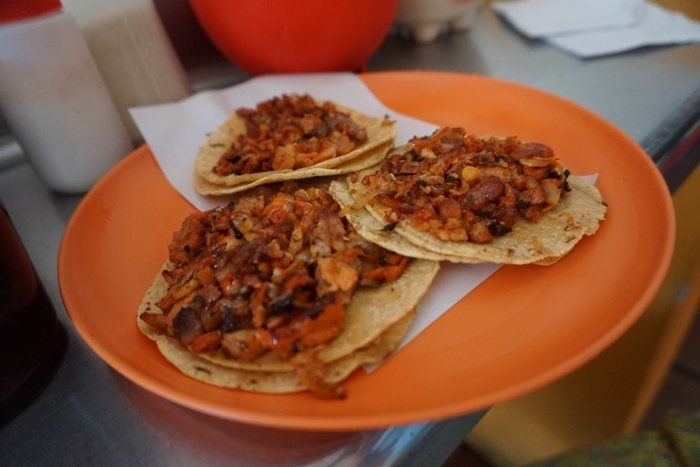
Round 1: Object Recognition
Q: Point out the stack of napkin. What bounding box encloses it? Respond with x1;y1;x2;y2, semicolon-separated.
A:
492;0;700;58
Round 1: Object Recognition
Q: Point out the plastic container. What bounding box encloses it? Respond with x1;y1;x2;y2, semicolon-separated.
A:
62;0;192;140
0;0;132;193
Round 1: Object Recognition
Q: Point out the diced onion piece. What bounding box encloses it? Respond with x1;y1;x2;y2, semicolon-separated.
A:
541;179;562;205
520;157;553;168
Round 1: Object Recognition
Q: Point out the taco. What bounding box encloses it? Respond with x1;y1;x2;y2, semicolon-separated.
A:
139;293;415;394
138;183;438;398
333;128;606;265
194;141;392;196
194;94;395;194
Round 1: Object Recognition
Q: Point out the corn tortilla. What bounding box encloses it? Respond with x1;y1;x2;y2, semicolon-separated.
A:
194;141;392;196
139;296;415;394
138;258;438;373
195;102;395;187
344;165;607;265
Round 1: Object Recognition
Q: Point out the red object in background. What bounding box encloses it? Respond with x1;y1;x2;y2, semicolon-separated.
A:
0;0;61;24
188;0;399;74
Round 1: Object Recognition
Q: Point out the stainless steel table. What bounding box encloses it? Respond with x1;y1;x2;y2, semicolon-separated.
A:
1;7;698;466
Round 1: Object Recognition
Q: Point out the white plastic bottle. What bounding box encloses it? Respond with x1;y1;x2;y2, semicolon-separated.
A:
0;0;133;193
62;0;193;140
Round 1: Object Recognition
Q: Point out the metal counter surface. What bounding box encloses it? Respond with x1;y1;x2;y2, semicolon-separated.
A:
1;7;698;466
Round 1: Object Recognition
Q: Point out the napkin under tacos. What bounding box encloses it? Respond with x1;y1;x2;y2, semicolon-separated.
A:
331;128;607;265
194;94;395;195
138;183;438;398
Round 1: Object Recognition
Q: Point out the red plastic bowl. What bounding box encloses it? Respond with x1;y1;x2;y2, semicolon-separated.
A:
189;0;399;75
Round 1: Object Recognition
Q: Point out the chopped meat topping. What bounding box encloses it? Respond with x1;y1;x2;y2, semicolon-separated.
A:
214;94;368;176
139;183;408;398
361;127;569;243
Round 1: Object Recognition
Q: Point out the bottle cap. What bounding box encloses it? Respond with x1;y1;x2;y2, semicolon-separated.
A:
0;0;62;25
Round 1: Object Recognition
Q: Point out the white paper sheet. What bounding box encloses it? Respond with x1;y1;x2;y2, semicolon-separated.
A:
547;2;700;58
129;73;594;370
492;0;645;38
492;0;700;58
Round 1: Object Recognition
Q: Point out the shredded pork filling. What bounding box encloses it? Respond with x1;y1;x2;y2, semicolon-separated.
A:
361;127;570;243
139;183;408;398
213;94;369;176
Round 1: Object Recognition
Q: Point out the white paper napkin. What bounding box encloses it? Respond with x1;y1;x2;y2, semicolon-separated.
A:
492;0;700;58
547;2;700;58
492;0;645;38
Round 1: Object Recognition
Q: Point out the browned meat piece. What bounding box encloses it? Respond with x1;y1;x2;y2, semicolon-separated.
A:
168;214;207;264
466;176;505;211
493;194;518;228
511;142;554;159
172;307;203;345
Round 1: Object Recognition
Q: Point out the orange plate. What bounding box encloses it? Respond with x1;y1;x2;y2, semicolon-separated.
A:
58;71;674;431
